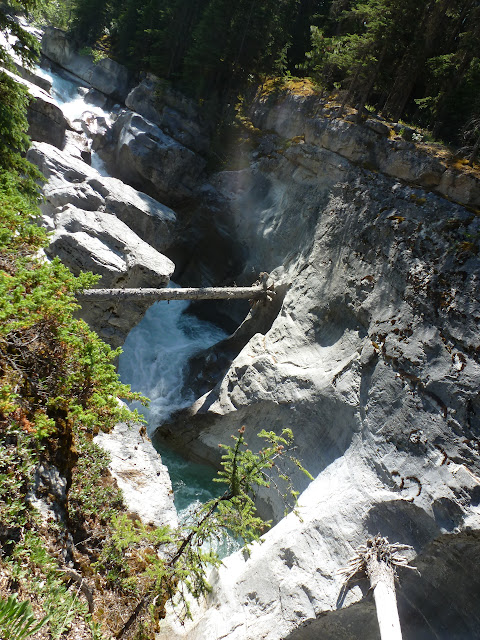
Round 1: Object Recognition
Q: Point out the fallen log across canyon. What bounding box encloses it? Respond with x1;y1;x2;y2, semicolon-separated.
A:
77;275;274;303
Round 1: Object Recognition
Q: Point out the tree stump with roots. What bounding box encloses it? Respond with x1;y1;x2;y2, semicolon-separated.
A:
340;535;418;640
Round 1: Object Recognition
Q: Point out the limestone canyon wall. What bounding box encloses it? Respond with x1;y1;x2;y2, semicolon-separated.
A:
28;30;480;639
155;93;480;639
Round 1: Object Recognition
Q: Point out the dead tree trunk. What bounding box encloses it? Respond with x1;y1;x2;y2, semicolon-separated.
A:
76;284;271;303
340;535;417;640
365;545;403;640
77;273;273;303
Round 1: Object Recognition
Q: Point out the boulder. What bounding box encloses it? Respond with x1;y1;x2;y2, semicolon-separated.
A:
41;27;129;101
27;142;177;253
40;26;73;68
437;169;480;207
365;118;390;137
125;74;210;153
97;110;206;206
95;421;178;528
27;142;177;347
46;204;174;347
13;60;52;92
377;140;446;187
3;68;68;149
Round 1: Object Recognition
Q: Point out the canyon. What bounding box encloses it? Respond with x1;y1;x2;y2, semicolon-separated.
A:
21;25;480;640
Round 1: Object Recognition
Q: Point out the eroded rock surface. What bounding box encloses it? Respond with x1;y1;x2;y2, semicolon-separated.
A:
21;51;480;637
95;109;207;206
28;141;177;252
125;74;210;154
3;68;68;148
249;92;480;208
41;26;129;101
154;101;480;638
95;421;177;528
28;141;176;347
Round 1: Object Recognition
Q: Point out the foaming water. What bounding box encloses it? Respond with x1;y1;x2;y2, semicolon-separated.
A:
38;62;240;553
40;65;113;123
119;293;241;556
118;291;232;520
90;152;109;176
118;292;227;430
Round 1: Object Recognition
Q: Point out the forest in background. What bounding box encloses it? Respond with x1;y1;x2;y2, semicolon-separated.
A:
38;0;480;156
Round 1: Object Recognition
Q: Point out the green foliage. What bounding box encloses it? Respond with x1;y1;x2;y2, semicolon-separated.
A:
0;1;40;71
0;174;146;444
30;0;76;30
0;73;42;196
78;45;107;63
0;423;38;534
305;0;480;145
0;2;43;195
68;431;124;526
0;593;49;640
89;427;311;636
5;532;90;639
0;150;146;638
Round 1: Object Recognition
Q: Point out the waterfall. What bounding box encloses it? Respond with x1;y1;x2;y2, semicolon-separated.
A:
118;293;228;518
41;61;236;539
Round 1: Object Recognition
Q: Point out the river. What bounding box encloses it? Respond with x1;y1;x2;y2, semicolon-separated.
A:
39;61;235;530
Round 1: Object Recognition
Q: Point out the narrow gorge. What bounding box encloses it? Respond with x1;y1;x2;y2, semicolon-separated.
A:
15;22;480;640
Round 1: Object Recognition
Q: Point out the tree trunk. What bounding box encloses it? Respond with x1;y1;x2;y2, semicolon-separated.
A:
469;130;480;165
77;284;269;302
383;0;455;122
366;556;403;640
355;45;386;123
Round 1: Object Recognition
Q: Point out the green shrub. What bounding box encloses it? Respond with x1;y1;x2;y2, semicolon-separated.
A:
0;594;49;640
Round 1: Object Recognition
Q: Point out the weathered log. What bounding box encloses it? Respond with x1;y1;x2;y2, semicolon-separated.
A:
339;535;417;640
366;549;403;640
77;274;274;303
77;285;271;302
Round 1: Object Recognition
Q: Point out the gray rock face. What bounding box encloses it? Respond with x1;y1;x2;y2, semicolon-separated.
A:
95;421;177;529
13;60;52;92
27;142;176;347
3;68;68;148
155;117;480;637
41;27;129;101
28;142;177;253
125;75;210;154
47;204;174;347
96;109;206;206
158;452;480;640
248;92;480;208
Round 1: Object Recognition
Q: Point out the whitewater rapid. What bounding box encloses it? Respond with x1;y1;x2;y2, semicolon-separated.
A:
42;63;235;529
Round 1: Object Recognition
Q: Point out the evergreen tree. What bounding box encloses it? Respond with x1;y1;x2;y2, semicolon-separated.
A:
183;0;298;99
288;0;333;68
382;0;457;121
0;0;43;193
134;0;209;78
414;1;480;140
70;0;118;45
307;0;425;119
305;0;480;144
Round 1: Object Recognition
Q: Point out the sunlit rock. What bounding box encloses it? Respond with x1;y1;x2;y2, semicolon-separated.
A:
96;109;206;206
27;142;176;347
41;26;129;101
155;100;480;637
3;68;68;148
95;421;178;529
126;74;210;154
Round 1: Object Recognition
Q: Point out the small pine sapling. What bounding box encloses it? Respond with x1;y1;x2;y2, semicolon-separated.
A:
116;427;312;637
